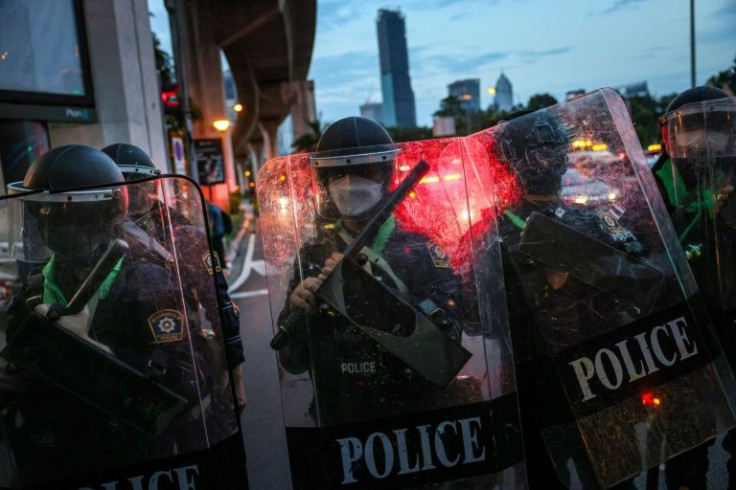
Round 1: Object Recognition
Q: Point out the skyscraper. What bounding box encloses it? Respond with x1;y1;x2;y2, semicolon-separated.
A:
494;72;514;112
448;79;481;112
376;9;416;128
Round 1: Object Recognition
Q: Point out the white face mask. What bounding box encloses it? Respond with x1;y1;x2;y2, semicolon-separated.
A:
328;175;384;217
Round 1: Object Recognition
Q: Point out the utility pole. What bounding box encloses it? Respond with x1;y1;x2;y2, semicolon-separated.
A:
690;0;696;88
165;0;199;183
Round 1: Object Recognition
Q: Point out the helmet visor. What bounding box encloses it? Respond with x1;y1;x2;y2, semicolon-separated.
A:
661;97;736;159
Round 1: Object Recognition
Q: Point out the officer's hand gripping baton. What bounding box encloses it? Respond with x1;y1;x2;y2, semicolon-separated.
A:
270;159;430;350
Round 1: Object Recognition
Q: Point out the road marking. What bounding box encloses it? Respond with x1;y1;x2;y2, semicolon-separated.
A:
228;233;257;293
230;289;269;299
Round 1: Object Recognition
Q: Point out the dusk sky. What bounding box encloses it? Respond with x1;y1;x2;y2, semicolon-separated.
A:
150;0;736;128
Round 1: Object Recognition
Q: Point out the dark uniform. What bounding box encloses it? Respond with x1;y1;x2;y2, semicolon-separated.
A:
278;217;465;426
500;200;643;490
4;246;209;484
121;195;241;445
490;109;646;489
653;87;736;490
102;142;244;372
0;145;209;486
126;196;244;373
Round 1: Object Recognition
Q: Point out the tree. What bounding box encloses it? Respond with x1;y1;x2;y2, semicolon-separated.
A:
153;33;175;90
707;55;736;94
292;119;324;153
526;93;558;112
476;106;510;130
152;31;202;132
433;95;475;135
627;95;660;147
386;126;433;142
434;95;463;118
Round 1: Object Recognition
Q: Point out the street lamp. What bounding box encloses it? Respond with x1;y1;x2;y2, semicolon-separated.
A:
211;118;235;204
213;119;231;132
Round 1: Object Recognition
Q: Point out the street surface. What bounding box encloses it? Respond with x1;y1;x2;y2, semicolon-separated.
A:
225;211;730;490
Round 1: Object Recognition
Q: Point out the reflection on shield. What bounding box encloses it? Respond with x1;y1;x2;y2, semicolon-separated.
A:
259;129;525;488
0;176;246;488
474;88;736;488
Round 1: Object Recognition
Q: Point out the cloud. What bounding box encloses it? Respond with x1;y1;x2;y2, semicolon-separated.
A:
310;50;381;112
450;11;474;22
402;0;478;10
700;2;736;47
317;0;371;32
708;2;736;18
311;50;379;79
515;47;572;64
412;46;569;73
415;51;511;73
588;0;649;17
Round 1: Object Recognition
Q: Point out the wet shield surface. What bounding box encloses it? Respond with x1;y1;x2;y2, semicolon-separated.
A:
0;176;246;489
258;137;526;488
471;88;736;488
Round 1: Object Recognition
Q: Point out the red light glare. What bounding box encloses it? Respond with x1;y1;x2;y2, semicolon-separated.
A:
391;136;519;280
641;391;662;406
161;87;180;107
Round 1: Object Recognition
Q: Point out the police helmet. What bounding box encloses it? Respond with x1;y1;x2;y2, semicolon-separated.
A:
659;86;735;161
496;108;571;195
7;145;127;257
101;143;161;181
309;117;398;219
9;145;125;200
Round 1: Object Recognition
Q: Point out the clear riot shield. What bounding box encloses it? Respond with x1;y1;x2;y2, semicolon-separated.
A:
471;88;736;488
0;176;246;489
258;137;527;489
660;96;736;364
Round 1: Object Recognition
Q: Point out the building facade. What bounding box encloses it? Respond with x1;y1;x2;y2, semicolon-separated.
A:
360;102;384;125
376;9;416;128
616;81;650;99
448;79;481;112
0;0;168;191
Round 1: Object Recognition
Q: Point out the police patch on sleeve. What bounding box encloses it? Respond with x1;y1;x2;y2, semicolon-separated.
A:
148;309;184;343
202;250;214;275
202;250;222;276
426;242;451;268
597;210;634;244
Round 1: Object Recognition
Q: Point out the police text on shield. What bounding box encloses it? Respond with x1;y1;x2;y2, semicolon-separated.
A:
569;316;698;402
336;416;485;484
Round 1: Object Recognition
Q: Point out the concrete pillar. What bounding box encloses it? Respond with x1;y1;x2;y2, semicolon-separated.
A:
258;121;280;162
48;0;168;172
287;80;317;141
180;0;235;210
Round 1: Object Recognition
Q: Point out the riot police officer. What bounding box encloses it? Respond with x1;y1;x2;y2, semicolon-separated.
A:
275;117;467;426
494;109;640;490
101;143;246;414
1;145;203;485
654;86;736;490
